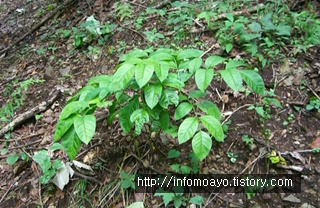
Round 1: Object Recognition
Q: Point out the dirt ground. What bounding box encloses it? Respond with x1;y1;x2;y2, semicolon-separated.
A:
0;0;320;207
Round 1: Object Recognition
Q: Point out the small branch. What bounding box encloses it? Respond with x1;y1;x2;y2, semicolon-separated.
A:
130;153;163;174
307;85;320;101
124;0;147;8
74;171;102;185
153;0;172;9
0;89;60;138
200;43;217;58
222;104;252;125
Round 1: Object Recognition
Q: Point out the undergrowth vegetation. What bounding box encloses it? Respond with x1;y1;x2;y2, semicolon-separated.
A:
2;0;320;207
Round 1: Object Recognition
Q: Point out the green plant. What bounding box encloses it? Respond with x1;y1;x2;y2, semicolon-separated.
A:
283;113;294;126
0;78;44;123
56;29;71;38
268;150;286;165
242;134;254;150
113;1;133;22
120;171;135;190
227;151;238;163
32;150;63;184
134;12;146;30
312;147;320;153
69;179;93;207
36;47;46;55
155;187;186;208
52;48;265;163
72;16;114;48
306;96;320;113
144;29;164;42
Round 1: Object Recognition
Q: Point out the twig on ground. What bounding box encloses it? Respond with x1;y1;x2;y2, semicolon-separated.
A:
307;85;320;101
120;24;145;39
0;89;60;138
240;148;267;174
74;171;102;185
124;0;147;8
130;153;163;174
200;43;217;58
222;104;252;125
8;139;42;150
153;0;172;9
0;132;44;142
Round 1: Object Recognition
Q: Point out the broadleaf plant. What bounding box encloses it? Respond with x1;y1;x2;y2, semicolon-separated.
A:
53;48;265;162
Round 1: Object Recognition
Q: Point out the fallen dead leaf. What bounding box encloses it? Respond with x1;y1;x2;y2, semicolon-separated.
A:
309;137;320;148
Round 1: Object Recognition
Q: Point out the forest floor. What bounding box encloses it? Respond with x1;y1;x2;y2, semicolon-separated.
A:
0;0;320;207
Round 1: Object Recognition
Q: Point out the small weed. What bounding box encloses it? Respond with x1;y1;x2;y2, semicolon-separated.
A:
144;29;164;42
120;171;135;190
227;152;238;163
242;134;254;150
113;1;133;22
283;113;294;126
155;187;187;208
72;16;114;48
306;96;320;113
0;78;44;123
36;47;46;55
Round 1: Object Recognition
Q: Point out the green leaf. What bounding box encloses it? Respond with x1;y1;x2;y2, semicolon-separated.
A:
180;165;191;174
174;102;193;121
188;58;202;73
178;117;199;144
163;77;185;90
130;109;149;135
188;90;207;99
199;115;224;142
59;101;89;120
144;83;162;109
54;117;75;141
119;96;139;133
306;104;314;111
177;49;203;60
205;55;226;68
135;63;154;88
33;150;51;171
249;22;262;33
225;13;234;22
196;100;221;119
159;111;170;130
126;202;144;208
113;63;135;89
150;52;174;61
50;143;63;151
276;24;291;36
195;68;214;92
226;43;233;53
220;68;242;92
154;191;174;207
168;149;180;158
240;70;265;95
160;89;179;109
192;131;212;160
155;61;169;82
190;195;203;205
120;49;148;62
170;164;180;172
7;154;19;165
61;126;82;160
226;60;245;69
74;114;96;145
260;13;275;31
